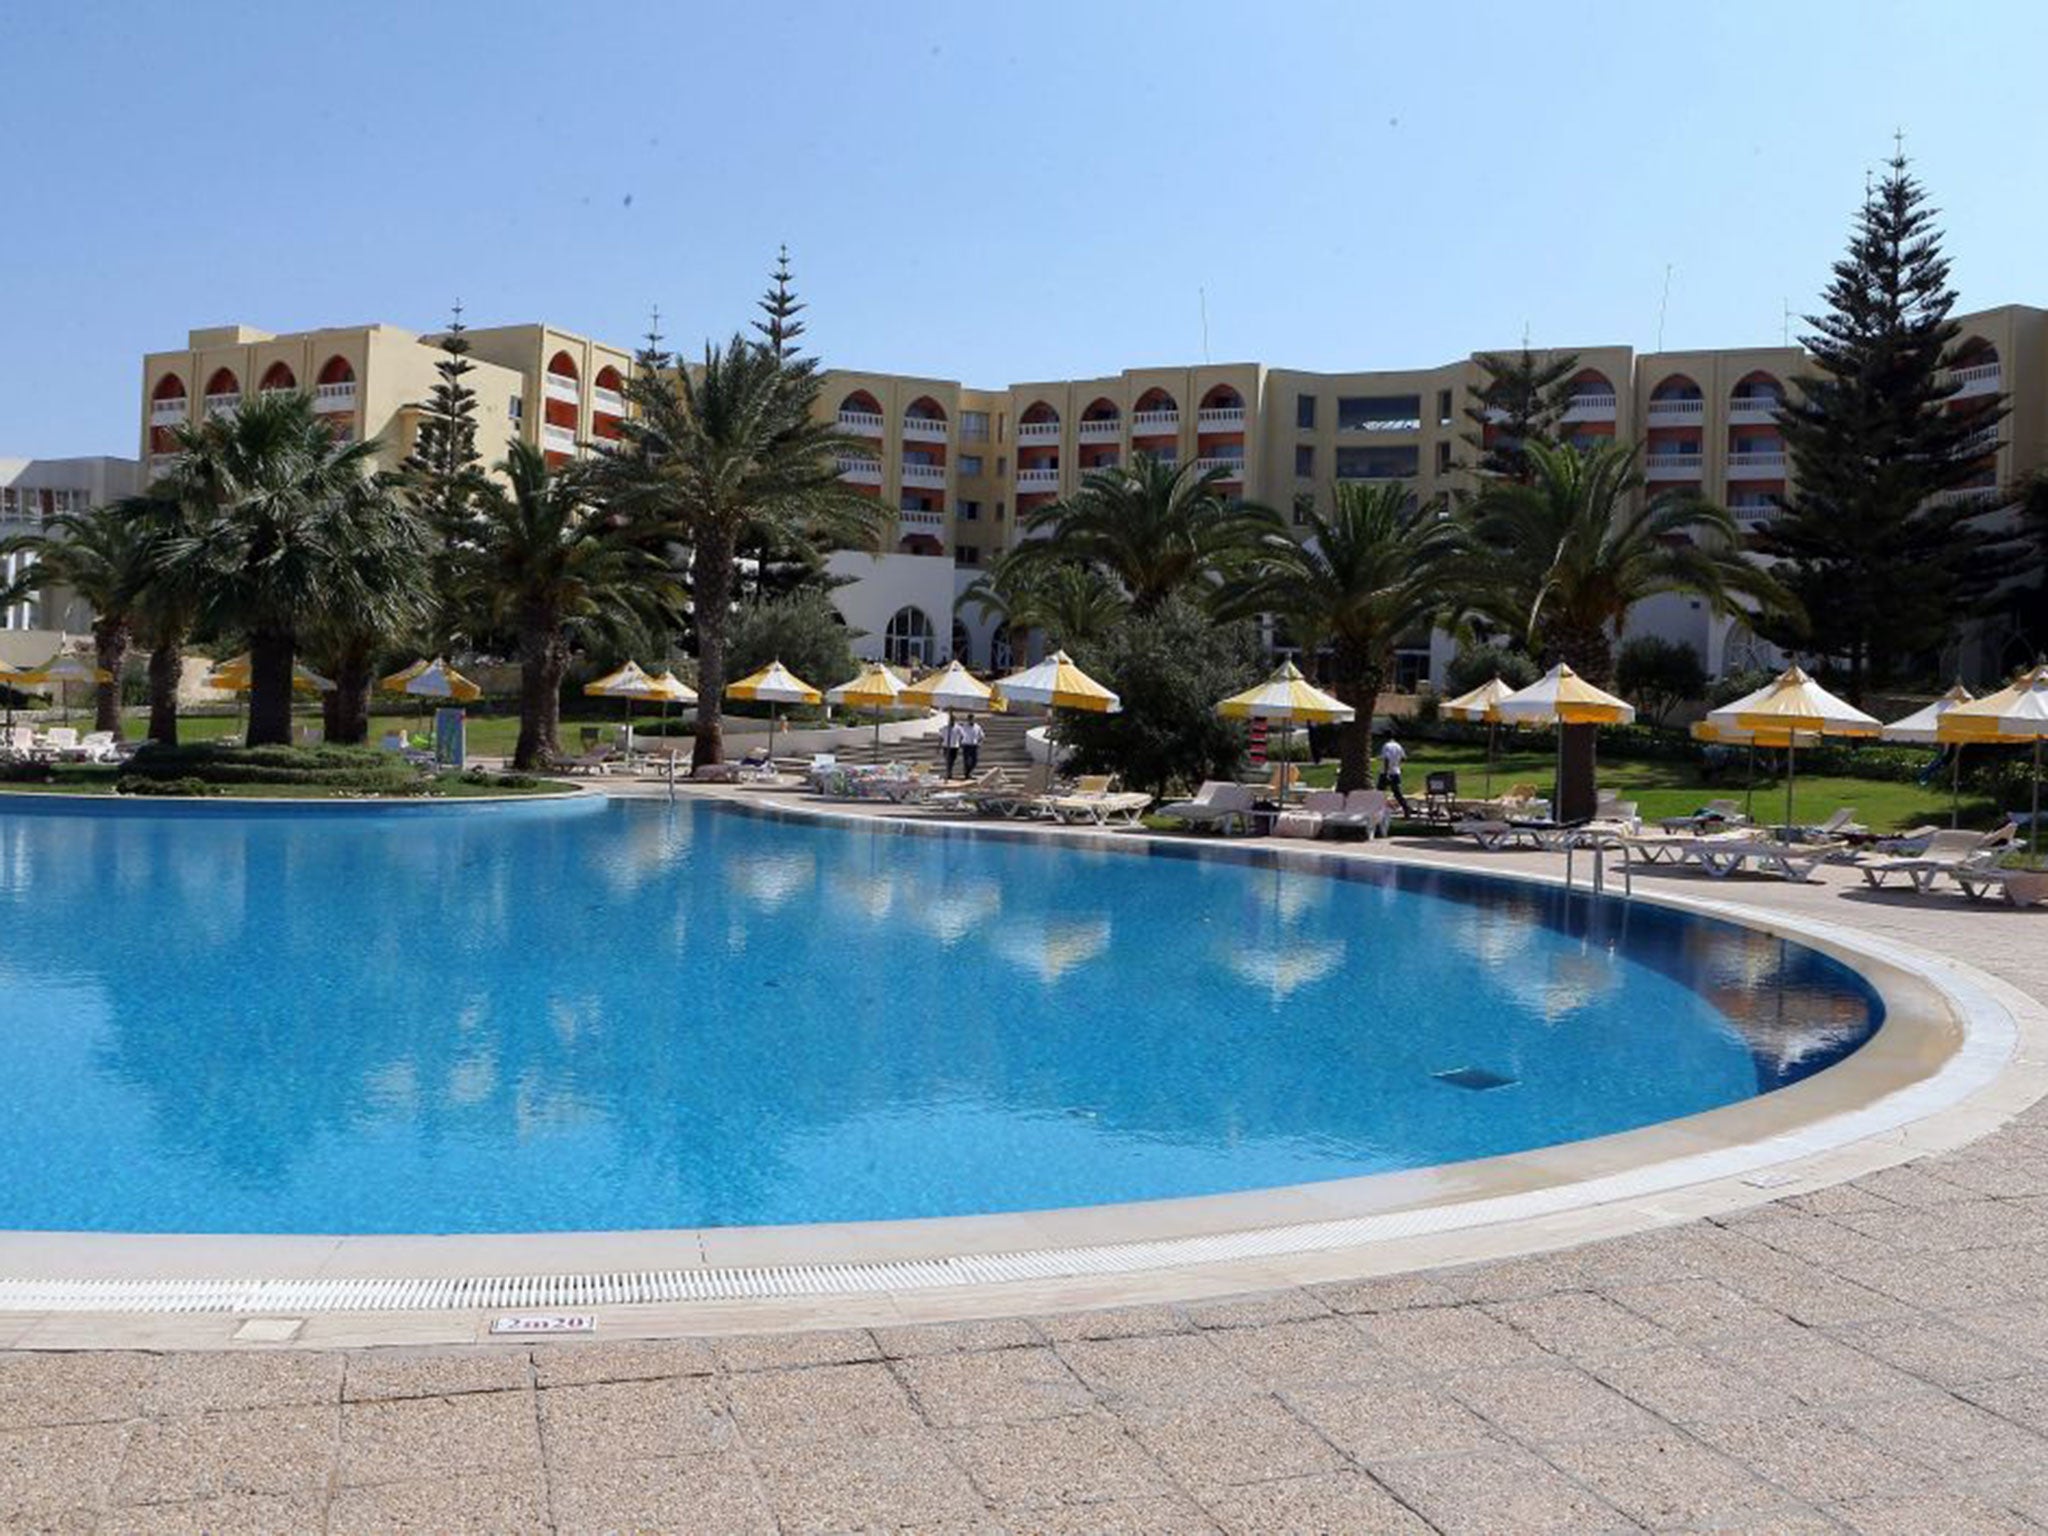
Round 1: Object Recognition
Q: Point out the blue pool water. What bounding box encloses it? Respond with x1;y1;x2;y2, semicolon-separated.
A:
0;797;1882;1234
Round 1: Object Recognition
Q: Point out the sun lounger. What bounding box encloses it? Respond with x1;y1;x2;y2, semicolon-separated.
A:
1456;818;1559;851
973;763;1055;818
1275;789;1346;839
1659;798;1749;835
554;745;618;776
1325;789;1392;839
66;730;120;764
1047;785;1153;826
1954;865;2048;907
1155;780;1256;835
927;768;1006;814
1862;825;2016;892
41;727;78;756
1687;835;1851;881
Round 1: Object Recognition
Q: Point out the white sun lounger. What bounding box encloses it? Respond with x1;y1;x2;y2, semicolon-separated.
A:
1156;780;1256;835
1861;825;2015;893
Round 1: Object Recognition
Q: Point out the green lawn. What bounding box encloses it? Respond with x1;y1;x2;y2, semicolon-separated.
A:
169;708;660;760
1292;739;1993;833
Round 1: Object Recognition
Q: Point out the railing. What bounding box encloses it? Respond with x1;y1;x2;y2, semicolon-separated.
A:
1645;453;1703;477
902;416;948;442
544;374;580;405
1948;362;2002;397
1727;394;1781;422
1131;410;1179;434
1731;500;1779;525
835;456;883;483
203;392;241;416
901;462;947;488
541;423;578;453
1942;485;2002;508
1017;420;1061;443
1960;426;2001;457
1647;398;1705;422
1197;406;1246;429
837;410;884;436
1077;418;1120;441
1017;467;1060;491
897;506;946;529
1195;456;1245;479
313;381;356;411
1725;452;1786;474
1080;457;1122;475
150;397;187;423
1561;393;1617;422
592;387;625;416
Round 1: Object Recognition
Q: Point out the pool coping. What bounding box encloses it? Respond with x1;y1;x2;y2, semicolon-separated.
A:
2;785;2043;1345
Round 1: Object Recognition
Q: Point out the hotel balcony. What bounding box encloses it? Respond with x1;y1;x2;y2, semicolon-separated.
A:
901;462;948;489
203;392;241;417
1561;393;1618;424
544;374;580;406
1077;418;1120;443
1727;395;1782;425
1645;453;1704;480
1647;398;1705;424
898;506;946;533
1949;362;2002;398
313;381;356;413
1131;409;1179;435
1195;457;1245;481
1017;421;1061;444
150;397;187;425
149;453;177;476
592;386;626;416
902;417;948;443
542;423;578;455
1731;498;1779;526
1942;485;2002;509
1017;466;1061;492
836;456;883;486
837;410;885;437
1197;406;1246;430
1961;425;2002;457
1726;451;1787;476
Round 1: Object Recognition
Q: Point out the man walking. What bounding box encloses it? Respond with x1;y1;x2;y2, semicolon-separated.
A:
1378;733;1413;817
941;712;965;779
961;714;985;777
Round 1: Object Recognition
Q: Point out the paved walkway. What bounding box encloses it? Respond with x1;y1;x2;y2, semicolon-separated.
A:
8;819;2048;1532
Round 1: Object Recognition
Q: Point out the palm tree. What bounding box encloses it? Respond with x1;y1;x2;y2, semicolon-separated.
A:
454;441;675;770
1006;454;1282;613
158;393;389;746
1462;440;1794;685
0;507;150;735
958;554;1126;658
593;336;886;768
303;479;437;744
1219;481;1470;791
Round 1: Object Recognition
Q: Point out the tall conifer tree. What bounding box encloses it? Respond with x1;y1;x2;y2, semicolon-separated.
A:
753;245;806;360
404;304;490;648
1756;153;2013;697
1459;347;1580;483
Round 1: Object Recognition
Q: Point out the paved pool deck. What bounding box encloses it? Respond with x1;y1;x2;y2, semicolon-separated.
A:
7;792;2048;1531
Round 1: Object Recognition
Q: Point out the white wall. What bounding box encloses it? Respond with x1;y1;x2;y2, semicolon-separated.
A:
825;552;964;666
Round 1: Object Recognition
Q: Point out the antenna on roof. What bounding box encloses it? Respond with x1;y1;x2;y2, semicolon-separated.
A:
1655;264;1673;352
1782;296;1792;347
1199;287;1211;364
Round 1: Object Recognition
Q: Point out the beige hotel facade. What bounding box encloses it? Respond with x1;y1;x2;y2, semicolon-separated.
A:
131;304;2046;683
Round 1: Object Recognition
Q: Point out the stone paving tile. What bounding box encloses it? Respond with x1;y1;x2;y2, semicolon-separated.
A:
549;1451;775;1535
0;1352;156;1429
1369;1444;1637;1533
871;1316;1042;1358
943;1410;1172;1508
897;1344;1095;1427
1591;1344;1805;1425
1685;1409;1937;1504
1180;1289;1332;1331
1484;1289;1678;1363
1546;1431;1808;1529
723;1359;923;1445
1056;1330;1256;1405
339;1387;542;1486
750;1427;990;1533
1957;1367;2048;1432
710;1326;881;1372
97;1491;330;1535
1284;1380;1502;1462
140;1350;342;1415
325;1471;552;1534
1441;1363;1667;1446
1204;1470;1435;1535
1701;1325;1928;1407
1831;1387;2048;1481
0;1420;131;1522
1825;1313;2040;1387
528;1336;716;1387
1824;1491;2037;1534
1353;1300;1555;1372
1031;1304;1193;1342
343;1346;532;1401
1205;1315;1414;1389
111;1403;338;1506
1600;1277;1788;1341
1305;1273;1461;1314
1125;1393;1347;1492
998;1494;1220;1534
536;1376;734;1467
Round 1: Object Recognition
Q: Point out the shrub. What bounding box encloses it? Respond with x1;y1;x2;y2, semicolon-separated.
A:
1060;597;1266;795
1444;642;1539;699
726;590;861;707
1707;667;1778;708
0;760;56;784
119;776;218;797
119;743;418;792
1615;636;1708;727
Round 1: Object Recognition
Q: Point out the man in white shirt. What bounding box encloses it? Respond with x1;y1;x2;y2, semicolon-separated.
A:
941;713;965;779
1378;735;1412;817
961;715;985;776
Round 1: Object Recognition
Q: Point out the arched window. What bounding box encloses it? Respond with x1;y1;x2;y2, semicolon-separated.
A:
883;606;936;666
1199;384;1242;410
1020;400;1059;425
594;365;624;394
990;622;1014;673
951;619;972;666
317;355;355;385
1134;387;1178;414
546;350;578;381
1729;369;1781;404
151;374;187;402
1651;375;1702;401
840;389;882;416
258;361;296;393
904;395;947;422
1566;369;1613;402
1081;396;1120;423
204;367;240;398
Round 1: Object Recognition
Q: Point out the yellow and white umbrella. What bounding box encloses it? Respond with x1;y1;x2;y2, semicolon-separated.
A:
994;650;1119;770
1708;665;1880;833
827;661;907;762
204;653;337;695
1496;664;1636;819
18;652;113;723
1882;683;1976;828
1937;663;2048;857
725;660;822;766
1690;717;1820;820
585;659;662;748
647;669;697;705
900;658;1001;714
1441;676;1519;797
1215;660;1354;798
380;657;482;702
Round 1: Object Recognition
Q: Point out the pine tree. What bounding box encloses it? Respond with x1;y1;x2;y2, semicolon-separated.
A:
404;303;487;525
1755;153;2014;698
753;245;806;360
1459;347;1579;483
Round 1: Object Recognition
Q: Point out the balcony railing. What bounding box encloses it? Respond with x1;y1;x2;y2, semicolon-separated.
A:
1961;426;2002;457
1131;409;1179;435
541;423;578;454
1081;457;1121;475
1077;419;1120;442
901;462;947;489
1731;500;1779;525
1647;398;1705;423
1949;362;2002;398
1561;393;1617;423
1645;453;1704;479
835;456;883;485
203;392;241;417
150;397;187;424
837;410;885;437
1942;485;2002;508
1197;406;1246;429
902;416;948;442
592;386;626;416
1727;395;1781;423
898;506;946;531
1017;420;1061;443
313;382;356;412
1726;452;1787;475
544;374;580;406
1195;457;1245;480
1017;467;1061;492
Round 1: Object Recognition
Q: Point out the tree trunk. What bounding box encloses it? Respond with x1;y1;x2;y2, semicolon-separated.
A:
146;631;182;747
1331;638;1383;794
323;635;374;745
692;525;737;769
92;619;130;738
246;629;296;747
513;611;565;771
1558;723;1599;822
1552;620;1615;687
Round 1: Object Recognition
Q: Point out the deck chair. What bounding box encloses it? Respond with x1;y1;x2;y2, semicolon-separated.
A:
1423;771;1458;820
1275;789;1346;839
973;762;1055;818
1155;780;1256;834
1326;789;1392;839
1661;798;1749;834
1862;824;2016;892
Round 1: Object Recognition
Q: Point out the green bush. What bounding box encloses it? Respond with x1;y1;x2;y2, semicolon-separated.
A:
119;776;219;797
1615;636;1708;727
120;743;418;791
0;760;56;784
1444;642;1540;698
726;590;861;706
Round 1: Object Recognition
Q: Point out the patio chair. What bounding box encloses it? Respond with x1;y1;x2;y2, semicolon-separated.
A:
552;744;618;776
1423;771;1458;821
69;730;119;764
1686;835;1852;882
2;725;39;761
973;763;1056;818
927;767;1007;815
1953;863;2048;907
1661;798;1750;834
1326;789;1392;839
1803;807;1866;840
1155;780;1256;835
1862;824;2017;892
1275;789;1346;839
41;727;78;756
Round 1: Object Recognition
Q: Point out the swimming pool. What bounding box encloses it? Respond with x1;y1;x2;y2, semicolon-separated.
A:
0;796;1882;1235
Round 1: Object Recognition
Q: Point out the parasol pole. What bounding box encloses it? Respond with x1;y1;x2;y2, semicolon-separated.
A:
2033;736;2042;861
1952;742;1963;831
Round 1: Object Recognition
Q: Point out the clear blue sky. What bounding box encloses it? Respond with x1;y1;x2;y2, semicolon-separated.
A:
7;0;2046;457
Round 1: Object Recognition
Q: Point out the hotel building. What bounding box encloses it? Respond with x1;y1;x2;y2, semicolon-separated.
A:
0;454;142;662
131;305;2045;683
